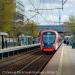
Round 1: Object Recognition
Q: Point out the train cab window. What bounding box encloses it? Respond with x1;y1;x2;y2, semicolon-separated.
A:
43;32;56;44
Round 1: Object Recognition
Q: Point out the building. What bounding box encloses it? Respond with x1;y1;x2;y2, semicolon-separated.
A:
37;25;68;35
38;25;66;33
15;0;25;26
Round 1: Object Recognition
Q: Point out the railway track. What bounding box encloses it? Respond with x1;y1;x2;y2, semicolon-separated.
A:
0;48;54;75
20;55;53;75
0;48;40;65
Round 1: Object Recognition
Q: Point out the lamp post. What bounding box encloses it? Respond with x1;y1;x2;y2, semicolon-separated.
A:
59;10;61;25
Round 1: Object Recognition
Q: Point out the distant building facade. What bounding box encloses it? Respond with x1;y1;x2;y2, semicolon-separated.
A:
38;25;67;33
15;0;24;26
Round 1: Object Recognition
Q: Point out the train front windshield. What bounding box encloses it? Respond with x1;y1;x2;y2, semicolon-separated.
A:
43;32;56;48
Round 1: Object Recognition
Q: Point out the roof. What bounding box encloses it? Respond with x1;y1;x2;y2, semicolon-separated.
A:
0;32;8;36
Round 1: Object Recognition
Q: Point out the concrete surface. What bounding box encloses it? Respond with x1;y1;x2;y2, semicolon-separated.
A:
40;44;75;75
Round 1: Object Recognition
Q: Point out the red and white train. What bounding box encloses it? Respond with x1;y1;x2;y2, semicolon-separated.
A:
39;30;62;52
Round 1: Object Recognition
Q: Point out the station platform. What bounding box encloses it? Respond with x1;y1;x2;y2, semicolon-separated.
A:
0;43;40;53
40;44;75;75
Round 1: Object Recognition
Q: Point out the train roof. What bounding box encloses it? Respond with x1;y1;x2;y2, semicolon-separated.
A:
40;30;58;34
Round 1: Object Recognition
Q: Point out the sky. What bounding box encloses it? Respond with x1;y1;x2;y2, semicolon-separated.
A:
21;0;75;25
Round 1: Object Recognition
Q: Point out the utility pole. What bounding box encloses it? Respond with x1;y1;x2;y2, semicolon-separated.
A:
62;0;64;10
59;10;61;25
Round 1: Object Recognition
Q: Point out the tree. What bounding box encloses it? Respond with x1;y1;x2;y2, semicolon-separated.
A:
64;15;75;40
69;16;75;33
24;20;38;37
15;25;25;36
0;0;15;32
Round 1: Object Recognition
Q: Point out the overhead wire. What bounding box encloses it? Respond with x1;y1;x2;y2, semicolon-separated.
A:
63;0;68;5
24;0;39;22
24;0;40;21
36;0;41;24
27;0;68;24
28;0;52;24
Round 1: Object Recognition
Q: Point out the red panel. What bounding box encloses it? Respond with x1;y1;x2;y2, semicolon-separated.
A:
42;48;55;52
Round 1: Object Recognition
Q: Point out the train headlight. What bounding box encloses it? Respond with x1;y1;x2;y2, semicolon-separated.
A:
42;44;44;46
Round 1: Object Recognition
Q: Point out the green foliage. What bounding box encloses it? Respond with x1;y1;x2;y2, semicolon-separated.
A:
15;25;25;36
0;0;38;37
24;20;38;37
0;0;16;32
69;16;75;33
14;20;38;37
64;15;75;40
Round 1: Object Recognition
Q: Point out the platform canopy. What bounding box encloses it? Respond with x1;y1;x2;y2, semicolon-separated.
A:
0;32;8;36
